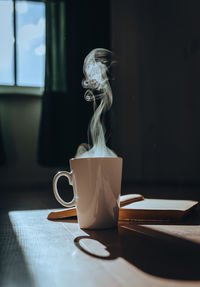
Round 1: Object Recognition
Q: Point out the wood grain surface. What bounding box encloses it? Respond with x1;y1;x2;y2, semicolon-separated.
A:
1;188;200;287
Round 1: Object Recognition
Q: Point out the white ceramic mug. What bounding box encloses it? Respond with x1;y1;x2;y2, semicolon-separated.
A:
53;157;123;229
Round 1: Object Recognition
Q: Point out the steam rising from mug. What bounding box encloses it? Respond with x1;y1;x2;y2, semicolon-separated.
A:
75;48;117;158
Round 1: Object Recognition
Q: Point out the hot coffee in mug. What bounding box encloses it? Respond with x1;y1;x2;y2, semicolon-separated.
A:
53;157;123;229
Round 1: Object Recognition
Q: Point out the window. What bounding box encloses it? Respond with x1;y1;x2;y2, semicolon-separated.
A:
0;0;45;95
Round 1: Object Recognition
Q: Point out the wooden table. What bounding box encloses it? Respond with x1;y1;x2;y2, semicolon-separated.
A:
1;188;200;287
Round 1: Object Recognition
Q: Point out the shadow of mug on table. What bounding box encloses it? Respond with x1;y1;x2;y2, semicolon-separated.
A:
74;223;200;281
53;157;123;229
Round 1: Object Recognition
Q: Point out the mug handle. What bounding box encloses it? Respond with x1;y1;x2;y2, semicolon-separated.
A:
53;171;76;207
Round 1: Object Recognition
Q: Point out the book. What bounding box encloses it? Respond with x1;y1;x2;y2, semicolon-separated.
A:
47;194;144;220
47;195;198;222
119;198;199;221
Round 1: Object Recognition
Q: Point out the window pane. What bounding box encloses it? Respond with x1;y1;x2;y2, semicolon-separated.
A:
0;1;14;85
16;1;45;87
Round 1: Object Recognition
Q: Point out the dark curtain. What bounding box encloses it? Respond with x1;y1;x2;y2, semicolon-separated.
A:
0;122;5;165
0;106;5;165
38;0;110;166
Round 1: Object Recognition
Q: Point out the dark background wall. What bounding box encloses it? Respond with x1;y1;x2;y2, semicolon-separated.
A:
0;96;55;188
111;0;200;184
1;0;200;188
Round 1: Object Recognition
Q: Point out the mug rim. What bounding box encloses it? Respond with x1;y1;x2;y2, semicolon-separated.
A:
70;156;122;161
